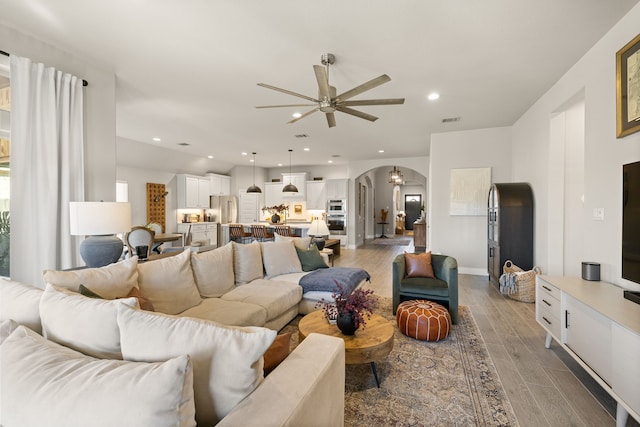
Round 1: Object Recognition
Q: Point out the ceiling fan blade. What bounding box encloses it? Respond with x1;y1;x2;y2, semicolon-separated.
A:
256;103;317;109
326;112;336;128
335;74;391;101
257;83;318;103
287;107;319;124
336;106;379;122
340;98;405;106
313;65;331;100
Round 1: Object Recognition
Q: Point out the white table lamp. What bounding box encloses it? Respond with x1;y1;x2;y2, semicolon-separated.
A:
70;202;131;267
308;218;330;250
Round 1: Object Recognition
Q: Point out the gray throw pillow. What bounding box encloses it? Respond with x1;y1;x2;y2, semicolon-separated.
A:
295;245;329;272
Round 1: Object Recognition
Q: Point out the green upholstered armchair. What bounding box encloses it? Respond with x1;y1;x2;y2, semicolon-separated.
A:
392;253;459;324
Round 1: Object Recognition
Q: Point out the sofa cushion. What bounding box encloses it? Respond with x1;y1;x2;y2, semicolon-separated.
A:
180;297;268;326
233;241;263;284
0;325;196;427
191;242;235;297
79;284;155;312
42;256;138;299
0;319;19;344
221;279;302;320
296;245;330;271
274;232;312;250
400;276;450;297
261;240;302;278
0;278;43;334
137;249;202;314
404;251;435;278
117;304;276;426
39;284;138;359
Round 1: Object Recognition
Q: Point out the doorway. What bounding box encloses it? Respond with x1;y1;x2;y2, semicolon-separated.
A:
404;194;422;230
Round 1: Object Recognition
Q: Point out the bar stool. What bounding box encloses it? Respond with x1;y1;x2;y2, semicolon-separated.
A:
250;224;274;242
229;224;251;243
274;224;296;237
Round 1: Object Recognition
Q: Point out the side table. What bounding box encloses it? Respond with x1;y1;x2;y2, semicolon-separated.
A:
377;222;388;238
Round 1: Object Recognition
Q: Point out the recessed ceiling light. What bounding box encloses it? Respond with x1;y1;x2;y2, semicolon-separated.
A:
378;149;385;153
277;163;283;167
292;112;302;119
152;137;161;142
250;159;254;163
241;152;248;156
427;92;440;101
328;160;333;164
207;155;214;159
303;147;310;151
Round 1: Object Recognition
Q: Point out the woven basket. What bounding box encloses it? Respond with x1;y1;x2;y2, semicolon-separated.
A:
502;260;542;303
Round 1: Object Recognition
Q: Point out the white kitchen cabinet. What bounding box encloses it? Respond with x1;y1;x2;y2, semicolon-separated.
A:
325;179;348;199
535;276;640;426
264;182;283;207
205;223;218;247
208;173;231;196
306;181;326;210
177;174;210;209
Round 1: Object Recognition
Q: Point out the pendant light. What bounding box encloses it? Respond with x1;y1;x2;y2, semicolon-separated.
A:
246;152;262;193
282;149;298;193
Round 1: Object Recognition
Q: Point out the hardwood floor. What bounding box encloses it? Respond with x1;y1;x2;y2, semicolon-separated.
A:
335;239;639;427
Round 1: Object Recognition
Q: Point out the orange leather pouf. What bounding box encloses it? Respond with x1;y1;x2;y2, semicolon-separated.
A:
396;300;451;341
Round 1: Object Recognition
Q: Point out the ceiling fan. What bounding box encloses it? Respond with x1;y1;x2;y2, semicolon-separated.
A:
256;53;404;128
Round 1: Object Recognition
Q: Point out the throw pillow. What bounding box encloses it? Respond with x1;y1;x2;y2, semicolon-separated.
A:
191;242;235;297
274;233;311;250
137;248;202;315
0;318;19;344
0;278;43;334
263;332;292;375
261;240;303;278
42;256;138;299
295;245;330;271
404;251;435;278
117;304;276;426
39;284;138;359
232;241;264;284
0;325;196;427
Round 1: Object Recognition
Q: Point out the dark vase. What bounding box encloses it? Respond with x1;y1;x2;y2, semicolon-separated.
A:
271;213;280;224
337;312;357;335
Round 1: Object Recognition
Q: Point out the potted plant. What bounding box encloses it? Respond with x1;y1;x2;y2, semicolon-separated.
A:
261;204;289;223
317;281;378;335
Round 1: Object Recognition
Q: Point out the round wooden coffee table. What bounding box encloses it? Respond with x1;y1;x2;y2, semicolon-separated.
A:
298;310;394;387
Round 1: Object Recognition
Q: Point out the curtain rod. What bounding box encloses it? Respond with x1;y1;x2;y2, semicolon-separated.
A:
0;49;88;87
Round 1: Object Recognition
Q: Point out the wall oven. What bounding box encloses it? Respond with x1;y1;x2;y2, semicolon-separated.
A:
326;213;347;235
327;199;346;214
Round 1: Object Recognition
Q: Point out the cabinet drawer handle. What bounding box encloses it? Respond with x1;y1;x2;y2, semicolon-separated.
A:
542;285;551;292
565;310;570;328
542;299;551;307
542;316;552;325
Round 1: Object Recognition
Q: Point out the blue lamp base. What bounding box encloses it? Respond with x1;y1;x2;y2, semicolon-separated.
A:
80;235;124;267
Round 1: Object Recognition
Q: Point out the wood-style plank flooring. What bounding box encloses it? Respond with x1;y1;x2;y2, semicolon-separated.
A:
334;237;639;427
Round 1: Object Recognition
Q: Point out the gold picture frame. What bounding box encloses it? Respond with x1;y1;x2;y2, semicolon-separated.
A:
616;33;640;138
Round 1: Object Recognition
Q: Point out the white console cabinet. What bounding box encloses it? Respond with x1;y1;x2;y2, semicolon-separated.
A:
536;276;640;427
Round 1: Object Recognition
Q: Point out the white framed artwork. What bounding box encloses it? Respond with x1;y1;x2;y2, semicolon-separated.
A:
450;168;491;216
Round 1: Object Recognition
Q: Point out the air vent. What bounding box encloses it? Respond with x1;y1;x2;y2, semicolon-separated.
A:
177;142;190;146
294;134;309;138
331;154;341;158
442;117;461;123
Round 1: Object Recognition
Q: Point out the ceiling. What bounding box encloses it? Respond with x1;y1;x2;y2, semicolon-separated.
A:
0;0;637;172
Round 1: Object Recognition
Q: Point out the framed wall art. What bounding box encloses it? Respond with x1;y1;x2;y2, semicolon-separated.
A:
616;33;640;138
450;167;491;216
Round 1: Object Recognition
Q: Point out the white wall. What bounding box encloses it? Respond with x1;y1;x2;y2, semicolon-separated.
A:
429;127;512;275
1;23;116;201
512;4;640;290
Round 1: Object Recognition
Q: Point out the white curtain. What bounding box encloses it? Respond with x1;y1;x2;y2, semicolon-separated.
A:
10;55;84;286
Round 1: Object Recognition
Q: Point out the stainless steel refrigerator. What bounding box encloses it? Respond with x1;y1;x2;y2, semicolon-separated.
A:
210;195;238;246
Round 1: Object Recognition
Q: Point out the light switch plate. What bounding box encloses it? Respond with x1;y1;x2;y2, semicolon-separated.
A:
593;208;604;221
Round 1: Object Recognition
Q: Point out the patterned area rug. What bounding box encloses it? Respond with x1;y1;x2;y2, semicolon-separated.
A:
371;238;412;246
282;298;519;427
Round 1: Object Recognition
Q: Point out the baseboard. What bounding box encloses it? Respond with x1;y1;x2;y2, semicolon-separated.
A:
459;267;489;277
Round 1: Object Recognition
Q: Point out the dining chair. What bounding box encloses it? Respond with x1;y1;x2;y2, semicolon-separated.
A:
147;222;163;253
125;226;155;259
229;224;251;243
250;224;274;242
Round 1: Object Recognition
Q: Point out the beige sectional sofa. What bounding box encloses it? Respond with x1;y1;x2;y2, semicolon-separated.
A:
0;238;350;426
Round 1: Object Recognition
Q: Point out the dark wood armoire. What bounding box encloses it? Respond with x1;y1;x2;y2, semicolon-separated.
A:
487;183;534;286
